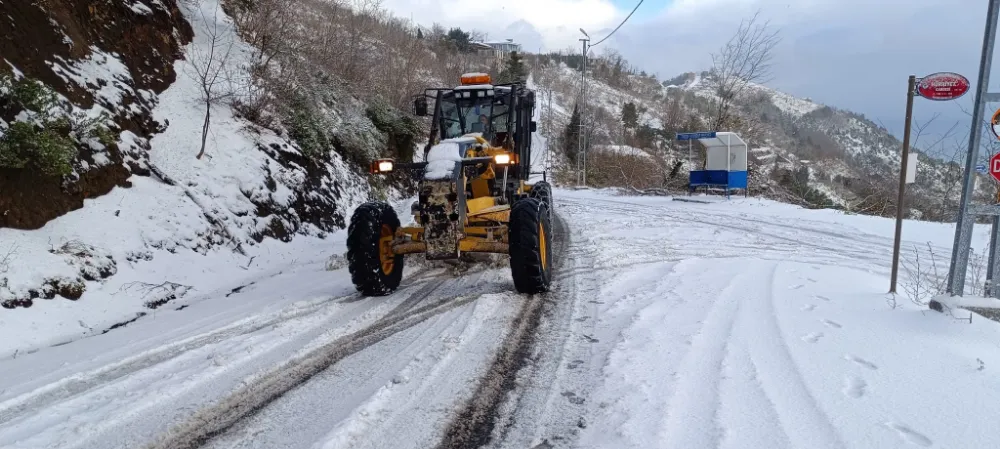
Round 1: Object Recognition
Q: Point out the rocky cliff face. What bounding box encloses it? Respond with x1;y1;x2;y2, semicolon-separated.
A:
1;0;194;229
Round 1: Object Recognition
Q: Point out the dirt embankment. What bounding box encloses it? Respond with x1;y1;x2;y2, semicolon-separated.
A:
0;0;193;230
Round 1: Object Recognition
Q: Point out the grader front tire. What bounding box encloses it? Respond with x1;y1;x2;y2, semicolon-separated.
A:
530;181;553;217
509;197;553;294
347;202;404;296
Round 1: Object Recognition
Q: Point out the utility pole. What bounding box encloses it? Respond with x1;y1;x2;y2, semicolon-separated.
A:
547;88;553;171
578;34;590;186
889;75;917;294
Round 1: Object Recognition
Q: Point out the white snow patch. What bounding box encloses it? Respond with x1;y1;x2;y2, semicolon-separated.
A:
47;46;135;112
129;1;155;15
424;141;464;180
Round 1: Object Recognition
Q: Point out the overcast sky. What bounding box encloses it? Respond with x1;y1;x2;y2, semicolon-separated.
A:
383;0;1000;153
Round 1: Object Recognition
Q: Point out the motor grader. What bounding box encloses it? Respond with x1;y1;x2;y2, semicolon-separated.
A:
346;72;554;296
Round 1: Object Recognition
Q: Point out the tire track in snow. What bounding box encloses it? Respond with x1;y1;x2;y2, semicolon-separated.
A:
575;197;896;269
480;211;597;449
579;196;951;276
657;266;745;449
204;289;515;449
718;328;794;449
142;279;478;449
434;212;570;449
556;200;868;273
0;271;442;429
743;262;846;449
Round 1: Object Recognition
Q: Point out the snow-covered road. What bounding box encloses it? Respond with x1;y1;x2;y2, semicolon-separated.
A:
554;190;1000;449
3;189;1000;449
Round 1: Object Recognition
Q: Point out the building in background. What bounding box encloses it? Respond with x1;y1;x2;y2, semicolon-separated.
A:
475;39;521;67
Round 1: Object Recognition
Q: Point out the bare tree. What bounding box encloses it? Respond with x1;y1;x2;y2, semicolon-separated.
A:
901;242;949;305
709;10;781;131
225;0;304;124
187;3;236;159
0;244;15;274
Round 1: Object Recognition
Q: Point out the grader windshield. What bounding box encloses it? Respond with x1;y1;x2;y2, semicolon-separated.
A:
438;88;511;143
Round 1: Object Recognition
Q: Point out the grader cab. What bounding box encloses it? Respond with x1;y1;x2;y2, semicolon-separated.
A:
346;73;554;296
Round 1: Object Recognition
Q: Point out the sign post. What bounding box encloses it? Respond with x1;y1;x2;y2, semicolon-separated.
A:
889;75;918;294
889;73;971;294
946;0;1000;301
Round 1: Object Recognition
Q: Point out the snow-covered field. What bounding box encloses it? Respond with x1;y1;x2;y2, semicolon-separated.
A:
4;187;1000;449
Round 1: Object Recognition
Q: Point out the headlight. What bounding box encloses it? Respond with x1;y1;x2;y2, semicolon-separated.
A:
494;153;511;165
371;159;394;174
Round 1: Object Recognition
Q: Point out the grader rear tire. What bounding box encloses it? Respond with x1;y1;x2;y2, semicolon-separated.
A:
347;202;404;296
509;197;553;294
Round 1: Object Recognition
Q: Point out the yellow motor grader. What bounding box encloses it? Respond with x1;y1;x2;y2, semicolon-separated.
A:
347;73;554;296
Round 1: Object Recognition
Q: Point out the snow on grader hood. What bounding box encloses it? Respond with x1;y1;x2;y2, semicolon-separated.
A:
345;74;554;297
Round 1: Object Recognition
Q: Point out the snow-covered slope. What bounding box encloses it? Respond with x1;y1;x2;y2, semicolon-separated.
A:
0;0;396;349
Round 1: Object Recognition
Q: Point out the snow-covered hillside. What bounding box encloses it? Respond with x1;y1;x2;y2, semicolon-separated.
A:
0;0;405;346
531;60;991;221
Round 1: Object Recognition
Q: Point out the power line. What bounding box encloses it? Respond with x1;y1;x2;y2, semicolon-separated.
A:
590;0;644;48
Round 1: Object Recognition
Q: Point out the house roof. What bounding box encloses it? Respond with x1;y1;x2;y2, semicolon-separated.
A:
698;132;747;150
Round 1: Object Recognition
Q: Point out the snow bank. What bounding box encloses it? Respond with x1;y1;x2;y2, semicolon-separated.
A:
592;144;654;160
424;141;463;180
933;295;1000;310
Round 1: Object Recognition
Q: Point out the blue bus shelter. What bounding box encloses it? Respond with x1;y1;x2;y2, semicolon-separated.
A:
677;131;749;198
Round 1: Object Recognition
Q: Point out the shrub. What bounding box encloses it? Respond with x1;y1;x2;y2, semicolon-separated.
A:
286;95;332;161
0;73;115;176
365;101;421;162
0;121;77;176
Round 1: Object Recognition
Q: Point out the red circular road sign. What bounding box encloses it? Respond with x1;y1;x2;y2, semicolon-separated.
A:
990;153;1000;183
916;72;970;100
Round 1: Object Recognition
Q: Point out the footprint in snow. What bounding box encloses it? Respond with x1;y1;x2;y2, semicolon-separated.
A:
561;391;586;405
801;332;823;343
885;422;932;447
822;319;842;329
801;304;816;312
806;278;818;283
815;295;832;301
845;354;879;370
843;376;866;398
789;284;805;290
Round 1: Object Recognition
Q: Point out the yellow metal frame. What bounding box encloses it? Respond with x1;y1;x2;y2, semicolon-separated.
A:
391;135;534;257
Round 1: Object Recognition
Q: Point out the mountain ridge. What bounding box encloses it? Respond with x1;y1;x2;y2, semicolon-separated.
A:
530;59;990;221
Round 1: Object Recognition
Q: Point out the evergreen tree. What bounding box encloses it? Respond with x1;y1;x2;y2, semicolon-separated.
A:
497;51;528;84
562;104;581;164
621;102;639;130
417;28;424;39
446;27;471;52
